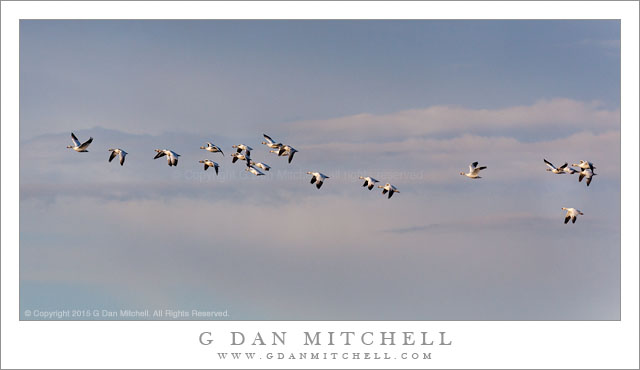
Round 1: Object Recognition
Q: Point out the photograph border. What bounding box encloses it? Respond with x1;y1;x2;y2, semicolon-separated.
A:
2;1;638;368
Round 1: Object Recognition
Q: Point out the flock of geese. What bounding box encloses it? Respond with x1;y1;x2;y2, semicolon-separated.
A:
544;158;596;187
66;132;596;223
543;158;596;224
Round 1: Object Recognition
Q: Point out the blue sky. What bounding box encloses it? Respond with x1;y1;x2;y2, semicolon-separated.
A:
19;20;620;320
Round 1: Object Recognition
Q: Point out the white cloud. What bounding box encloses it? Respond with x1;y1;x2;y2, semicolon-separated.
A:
283;98;619;144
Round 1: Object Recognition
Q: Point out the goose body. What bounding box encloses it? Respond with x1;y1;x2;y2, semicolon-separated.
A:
562;207;584;224
577;168;596;186
249;160;271;171
199;160;220;175
572;160;595;172
563;166;578;175
154;149;180;166
232;144;253;156
261;134;283;149
231;152;251;164
66;132;93;152
378;183;400;199
246;166;265;176
278;145;298;163
359;176;379;190
460;162;487;179
307;172;329;189
200;142;224;156
544;159;568;174
108;148;128;166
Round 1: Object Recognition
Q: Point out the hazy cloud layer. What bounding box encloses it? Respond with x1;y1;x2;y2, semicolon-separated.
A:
20;95;621;320
284;98;619;144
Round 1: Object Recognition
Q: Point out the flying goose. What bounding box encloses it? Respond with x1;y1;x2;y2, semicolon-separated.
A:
66;132;93;152
307;172;329;189
359;176;379;190
562;208;584;224
544;159;568;174
563;166;578;175
230;152;251;165
249;160;271;171
200;142;224;156
572;160;595;172
378;183;400;199
460;162;487;179
278;145;298;163
108;148;127;166
577;168;596;186
245;166;265;176
154;149;180;166
232;144;253;157
261;134;283;149
199;160;219;175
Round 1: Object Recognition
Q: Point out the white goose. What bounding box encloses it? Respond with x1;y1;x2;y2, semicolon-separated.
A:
378;183;400;199
562;207;584;224
200;142;224;156
231;152;251;165
261;134;283;149
577;168;596;186
307;172;329;189
460;162;487;179
544;159;568;174
245;166;265;176
278;145;298;163
66;132;93;152
563;166;578;175
154;149;180;166
359;176;379;190
232;144;253;157
249;160;270;171
572;160;595;172
108;148;127;166
199;160;220;175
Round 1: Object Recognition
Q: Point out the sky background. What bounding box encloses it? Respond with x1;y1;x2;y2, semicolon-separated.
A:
19;20;620;320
